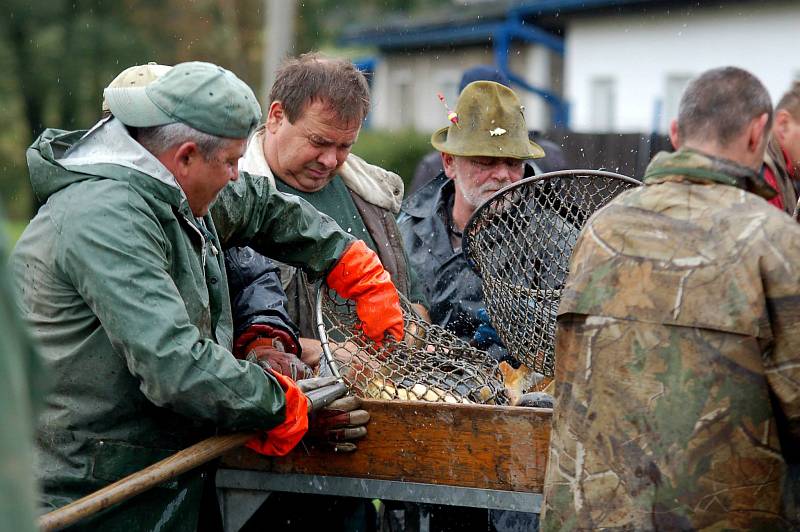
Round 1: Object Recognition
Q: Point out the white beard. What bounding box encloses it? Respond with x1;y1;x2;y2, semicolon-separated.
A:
459;178;512;209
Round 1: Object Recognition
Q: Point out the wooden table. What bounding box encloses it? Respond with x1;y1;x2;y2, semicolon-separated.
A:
216;400;552;531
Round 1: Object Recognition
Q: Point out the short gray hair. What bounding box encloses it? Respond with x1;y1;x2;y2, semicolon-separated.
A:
677;67;772;146
135;122;230;159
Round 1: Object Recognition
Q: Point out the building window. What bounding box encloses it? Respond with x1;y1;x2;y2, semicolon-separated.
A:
391;70;414;129
663;73;693;131
590;77;616;131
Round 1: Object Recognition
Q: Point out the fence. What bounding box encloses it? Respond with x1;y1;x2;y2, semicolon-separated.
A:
544;130;673;180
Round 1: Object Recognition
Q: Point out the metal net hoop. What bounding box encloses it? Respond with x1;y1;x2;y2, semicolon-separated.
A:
315;285;508;405
462;169;640;376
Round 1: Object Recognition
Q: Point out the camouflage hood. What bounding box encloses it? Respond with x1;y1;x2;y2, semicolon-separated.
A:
644;147;776;200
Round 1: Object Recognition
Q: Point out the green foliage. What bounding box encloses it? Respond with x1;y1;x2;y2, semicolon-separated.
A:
0;0;443;221
351;129;431;189
0;0;265;221
4;219;27;245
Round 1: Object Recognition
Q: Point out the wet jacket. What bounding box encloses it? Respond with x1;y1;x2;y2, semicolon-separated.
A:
397;174;483;340
10;119;354;530
542;149;800;531
225;247;299;344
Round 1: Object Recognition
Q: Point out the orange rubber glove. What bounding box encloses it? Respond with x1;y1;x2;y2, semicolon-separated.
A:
245;369;309;456
326;240;404;343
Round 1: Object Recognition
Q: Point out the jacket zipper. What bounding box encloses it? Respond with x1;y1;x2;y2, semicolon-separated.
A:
182;216;210;270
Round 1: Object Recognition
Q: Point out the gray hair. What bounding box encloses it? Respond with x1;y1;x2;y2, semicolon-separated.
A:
135;122;230;159
677;67;772;146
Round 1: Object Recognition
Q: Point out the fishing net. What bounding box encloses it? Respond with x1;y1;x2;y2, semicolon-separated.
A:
462;170;640;376
315;286;508;405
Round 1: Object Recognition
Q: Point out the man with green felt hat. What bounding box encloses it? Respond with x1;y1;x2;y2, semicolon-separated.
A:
11;60;401;530
399;80;543;345
398;80;546;530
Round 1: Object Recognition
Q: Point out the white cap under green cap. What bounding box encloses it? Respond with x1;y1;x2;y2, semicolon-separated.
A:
103;61;261;139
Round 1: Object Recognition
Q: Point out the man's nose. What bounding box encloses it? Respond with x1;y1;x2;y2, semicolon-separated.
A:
230;165;240;182
491;162;514;181
318;147;338;169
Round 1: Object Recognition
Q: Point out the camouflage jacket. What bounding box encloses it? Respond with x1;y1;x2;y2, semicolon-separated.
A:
542;148;800;531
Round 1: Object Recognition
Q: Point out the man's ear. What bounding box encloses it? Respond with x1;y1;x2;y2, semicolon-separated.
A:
747;112;770;154
773;109;791;142
171;142;201;180
669;119;681;150
266;101;285;134
441;152;456;180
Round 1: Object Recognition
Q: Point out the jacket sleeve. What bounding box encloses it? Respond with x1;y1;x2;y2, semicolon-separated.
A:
763;223;800;453
212;171;355;281
57;192;287;432
225;246;300;342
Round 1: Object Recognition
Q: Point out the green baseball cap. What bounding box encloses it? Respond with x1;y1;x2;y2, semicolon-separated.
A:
432;80;544;160
103;61;261;139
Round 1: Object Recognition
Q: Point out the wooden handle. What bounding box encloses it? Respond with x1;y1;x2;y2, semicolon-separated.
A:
38;432;255;531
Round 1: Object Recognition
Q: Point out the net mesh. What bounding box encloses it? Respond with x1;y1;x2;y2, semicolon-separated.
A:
462;170;640;376
316;287;508;405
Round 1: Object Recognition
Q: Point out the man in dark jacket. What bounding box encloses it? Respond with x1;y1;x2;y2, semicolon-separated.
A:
398;81;544;350
398;81;546;532
11;61;402;530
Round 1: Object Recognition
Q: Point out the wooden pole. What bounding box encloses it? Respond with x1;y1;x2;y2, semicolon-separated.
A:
38;432;255;531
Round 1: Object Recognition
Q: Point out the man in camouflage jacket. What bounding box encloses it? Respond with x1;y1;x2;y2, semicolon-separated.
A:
542;67;800;530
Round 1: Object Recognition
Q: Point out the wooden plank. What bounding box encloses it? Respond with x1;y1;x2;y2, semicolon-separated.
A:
221;399;551;493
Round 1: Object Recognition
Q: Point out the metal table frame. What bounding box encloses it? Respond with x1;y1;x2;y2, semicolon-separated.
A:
216;468;542;532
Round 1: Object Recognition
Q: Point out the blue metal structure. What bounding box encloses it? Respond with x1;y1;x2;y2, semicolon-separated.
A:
340;0;666;128
490;15;569;126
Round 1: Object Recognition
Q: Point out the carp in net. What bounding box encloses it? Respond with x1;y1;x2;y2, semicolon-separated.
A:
462;169;640;376
315;285;508;405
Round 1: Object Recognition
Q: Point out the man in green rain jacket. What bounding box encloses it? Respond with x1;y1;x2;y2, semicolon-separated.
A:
10;61;403;531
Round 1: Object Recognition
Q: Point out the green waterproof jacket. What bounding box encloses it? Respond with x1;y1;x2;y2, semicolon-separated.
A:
10;119;355;530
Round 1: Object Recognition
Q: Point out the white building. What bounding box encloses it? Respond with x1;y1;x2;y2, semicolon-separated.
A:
344;0;800;134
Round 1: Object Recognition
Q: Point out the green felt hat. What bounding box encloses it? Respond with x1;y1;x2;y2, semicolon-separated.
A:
104;61;261;139
431;81;544;160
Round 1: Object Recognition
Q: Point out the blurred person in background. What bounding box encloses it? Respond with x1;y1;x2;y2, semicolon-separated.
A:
763;81;800;215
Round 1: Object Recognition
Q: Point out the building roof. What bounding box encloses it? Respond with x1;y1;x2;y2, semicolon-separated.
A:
340;0;733;50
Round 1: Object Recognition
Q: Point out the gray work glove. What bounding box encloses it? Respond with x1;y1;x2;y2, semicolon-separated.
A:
517;392;555;408
306;395;370;453
296;376;347;413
